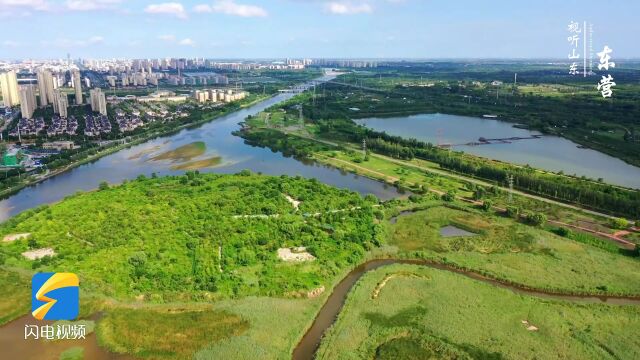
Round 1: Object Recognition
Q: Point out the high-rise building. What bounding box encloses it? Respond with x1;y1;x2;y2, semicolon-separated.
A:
52;90;60;113
0;70;20;107
73;70;83;105
35;69;58;107
44;71;55;104
36;69;50;107
19;85;36;119
89;88;107;116
106;76;117;87
55;90;69;118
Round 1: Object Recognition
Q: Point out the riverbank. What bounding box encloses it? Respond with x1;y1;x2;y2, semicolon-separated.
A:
312;262;640;360
0;94;273;202
354;113;640;190
350;107;640;169
236;119;640;251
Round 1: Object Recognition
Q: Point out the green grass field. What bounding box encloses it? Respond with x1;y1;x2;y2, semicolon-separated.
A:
0;268;31;325
0;173;379;359
388;206;640;295
97;308;249;359
317;264;640;360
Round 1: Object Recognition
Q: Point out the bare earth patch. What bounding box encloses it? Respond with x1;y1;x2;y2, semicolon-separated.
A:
521;320;539;331
307;286;325;298
22;248;55;260
3;233;31;242
284;194;301;211
277;247;315;262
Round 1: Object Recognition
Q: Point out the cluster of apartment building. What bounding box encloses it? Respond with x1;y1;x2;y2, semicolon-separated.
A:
89;88;107;116
312;59;378;68
1;68;83;120
192;89;247;103
83;58;312;73
106;69;160;88
168;74;228;86
137;90;187;103
84;114;111;136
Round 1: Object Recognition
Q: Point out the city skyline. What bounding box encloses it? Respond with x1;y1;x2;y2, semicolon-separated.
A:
1;0;639;59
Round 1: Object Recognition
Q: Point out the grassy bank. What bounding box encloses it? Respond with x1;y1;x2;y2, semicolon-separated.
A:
388;206;640;296
0;93;273;202
97;307;249;359
317;264;640;359
0;267;30;325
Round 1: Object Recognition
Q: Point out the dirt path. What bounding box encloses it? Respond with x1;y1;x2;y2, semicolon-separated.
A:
547;220;635;247
323;156;400;184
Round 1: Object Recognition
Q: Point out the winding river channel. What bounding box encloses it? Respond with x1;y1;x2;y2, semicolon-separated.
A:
0;73;402;222
292;258;640;360
3;75;640;359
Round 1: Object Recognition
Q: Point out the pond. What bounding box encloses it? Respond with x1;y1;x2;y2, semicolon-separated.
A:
440;225;478;237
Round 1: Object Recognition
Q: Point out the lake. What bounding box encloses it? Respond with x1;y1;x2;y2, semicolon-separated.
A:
355;113;640;189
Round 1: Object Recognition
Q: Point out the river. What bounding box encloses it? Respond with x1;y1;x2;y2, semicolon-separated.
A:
0;73;402;222
292;258;640;360
355;113;640;189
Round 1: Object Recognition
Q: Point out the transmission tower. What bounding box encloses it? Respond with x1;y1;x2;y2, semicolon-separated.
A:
507;174;514;203
299;105;303;124
362;138;367;157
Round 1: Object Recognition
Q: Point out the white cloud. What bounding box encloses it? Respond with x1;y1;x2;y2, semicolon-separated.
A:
193;4;212;12
158;34;177;41
178;38;195;46
65;0;122;11
325;1;373;15
144;2;187;19
0;0;49;15
195;0;267;17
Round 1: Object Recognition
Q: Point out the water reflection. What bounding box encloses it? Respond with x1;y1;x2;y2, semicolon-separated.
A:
356;113;640;189
1;75;402;221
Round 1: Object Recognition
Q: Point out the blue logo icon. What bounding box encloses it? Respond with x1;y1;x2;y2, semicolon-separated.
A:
31;273;79;321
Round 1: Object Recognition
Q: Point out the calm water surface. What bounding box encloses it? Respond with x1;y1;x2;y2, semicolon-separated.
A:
355;113;640;189
0;75;402;222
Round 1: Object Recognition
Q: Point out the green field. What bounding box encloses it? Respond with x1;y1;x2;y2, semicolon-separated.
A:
387;206;640;295
317;264;640;360
0;172;382;358
329;67;640;170
1;171;639;359
0;172;379;301
97;308;249;359
0;268;30;325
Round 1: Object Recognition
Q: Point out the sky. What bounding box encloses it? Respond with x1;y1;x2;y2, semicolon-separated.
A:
0;0;639;59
